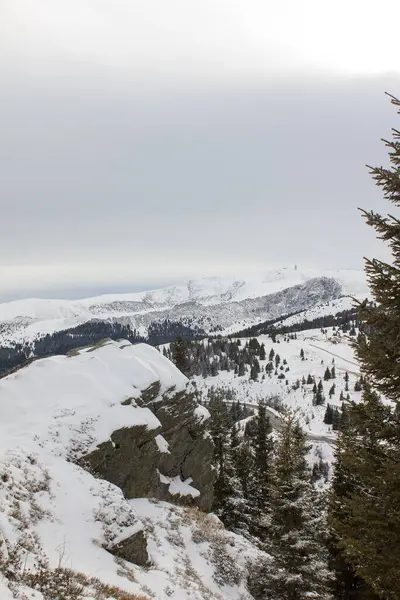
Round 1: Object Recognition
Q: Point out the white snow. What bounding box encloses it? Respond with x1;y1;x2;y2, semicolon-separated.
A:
130;498;264;599
0;268;367;346
194;403;211;423
0;338;265;599
159;473;200;498
0;341;189;461
155;434;170;453
192;326;362;464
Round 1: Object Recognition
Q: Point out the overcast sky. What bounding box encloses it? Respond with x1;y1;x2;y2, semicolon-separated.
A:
1;0;400;300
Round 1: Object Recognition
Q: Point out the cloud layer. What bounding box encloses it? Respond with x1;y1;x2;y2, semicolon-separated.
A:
1;1;400;299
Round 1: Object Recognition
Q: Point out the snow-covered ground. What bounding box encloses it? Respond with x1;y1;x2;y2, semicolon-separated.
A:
190;327;361;467
0;340;263;599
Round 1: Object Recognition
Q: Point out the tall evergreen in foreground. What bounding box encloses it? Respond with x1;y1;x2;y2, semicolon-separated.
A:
329;95;400;599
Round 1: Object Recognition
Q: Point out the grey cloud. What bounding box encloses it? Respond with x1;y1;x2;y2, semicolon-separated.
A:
1;67;399;296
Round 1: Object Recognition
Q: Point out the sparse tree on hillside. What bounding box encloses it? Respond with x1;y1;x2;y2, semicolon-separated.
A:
170;335;190;376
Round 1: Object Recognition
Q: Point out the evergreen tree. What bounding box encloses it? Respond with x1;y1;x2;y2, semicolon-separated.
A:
170;335;190;376
249;338;261;354
251;401;274;509
327;388;381;600
208;391;234;516
250;363;259;381
315;380;325;406
260;414;331;599
324;366;331;381
260;343;266;361
324;404;334;425
238;360;246;377
300;348;305;360
329;95;400;599
344;371;349;391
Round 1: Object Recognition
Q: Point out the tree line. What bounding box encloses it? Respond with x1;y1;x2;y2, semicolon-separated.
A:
0;318;205;376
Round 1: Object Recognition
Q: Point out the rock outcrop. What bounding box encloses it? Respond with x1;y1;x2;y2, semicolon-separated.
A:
0;339;265;599
80;380;214;511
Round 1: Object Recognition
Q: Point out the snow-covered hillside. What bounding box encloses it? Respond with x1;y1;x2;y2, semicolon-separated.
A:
0;341;264;599
189;326;361;467
0;268;367;347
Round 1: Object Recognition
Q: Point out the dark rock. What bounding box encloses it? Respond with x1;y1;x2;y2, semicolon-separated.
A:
79;423;163;499
79;383;215;511
108;528;149;566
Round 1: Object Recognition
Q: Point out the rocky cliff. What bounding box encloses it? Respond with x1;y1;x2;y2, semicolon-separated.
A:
80;371;214;512
0;340;260;599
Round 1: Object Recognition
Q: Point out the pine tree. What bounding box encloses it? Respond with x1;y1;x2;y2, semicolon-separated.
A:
251;401;274;509
324;366;331;381
344;371;349;391
300;348;305;360
328;387;381;600
208;391;234;515
170;335;190;376
250;363;258;381
260;343;266;361
260;414;331;599
328;95;400;599
324;404;333;425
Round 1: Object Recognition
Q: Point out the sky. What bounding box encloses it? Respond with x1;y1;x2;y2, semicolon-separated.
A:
1;0;400;301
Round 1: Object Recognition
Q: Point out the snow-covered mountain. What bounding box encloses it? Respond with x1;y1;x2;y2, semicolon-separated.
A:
0;268;367;346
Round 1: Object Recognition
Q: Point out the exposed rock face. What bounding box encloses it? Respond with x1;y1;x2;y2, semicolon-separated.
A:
143;386;215;512
80;381;214;512
79;423;163;499
108;529;150;566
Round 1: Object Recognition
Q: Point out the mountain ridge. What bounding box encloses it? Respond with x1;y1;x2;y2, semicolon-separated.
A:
0;268;367;348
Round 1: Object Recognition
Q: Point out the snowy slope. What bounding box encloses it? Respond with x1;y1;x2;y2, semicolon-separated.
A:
193;327;361;437
0;340;264;599
0;268;367;347
190;327;362;470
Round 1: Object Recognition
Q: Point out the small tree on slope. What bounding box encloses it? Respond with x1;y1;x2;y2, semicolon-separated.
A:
328;95;400;599
170;335;191;376
260;414;331;600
